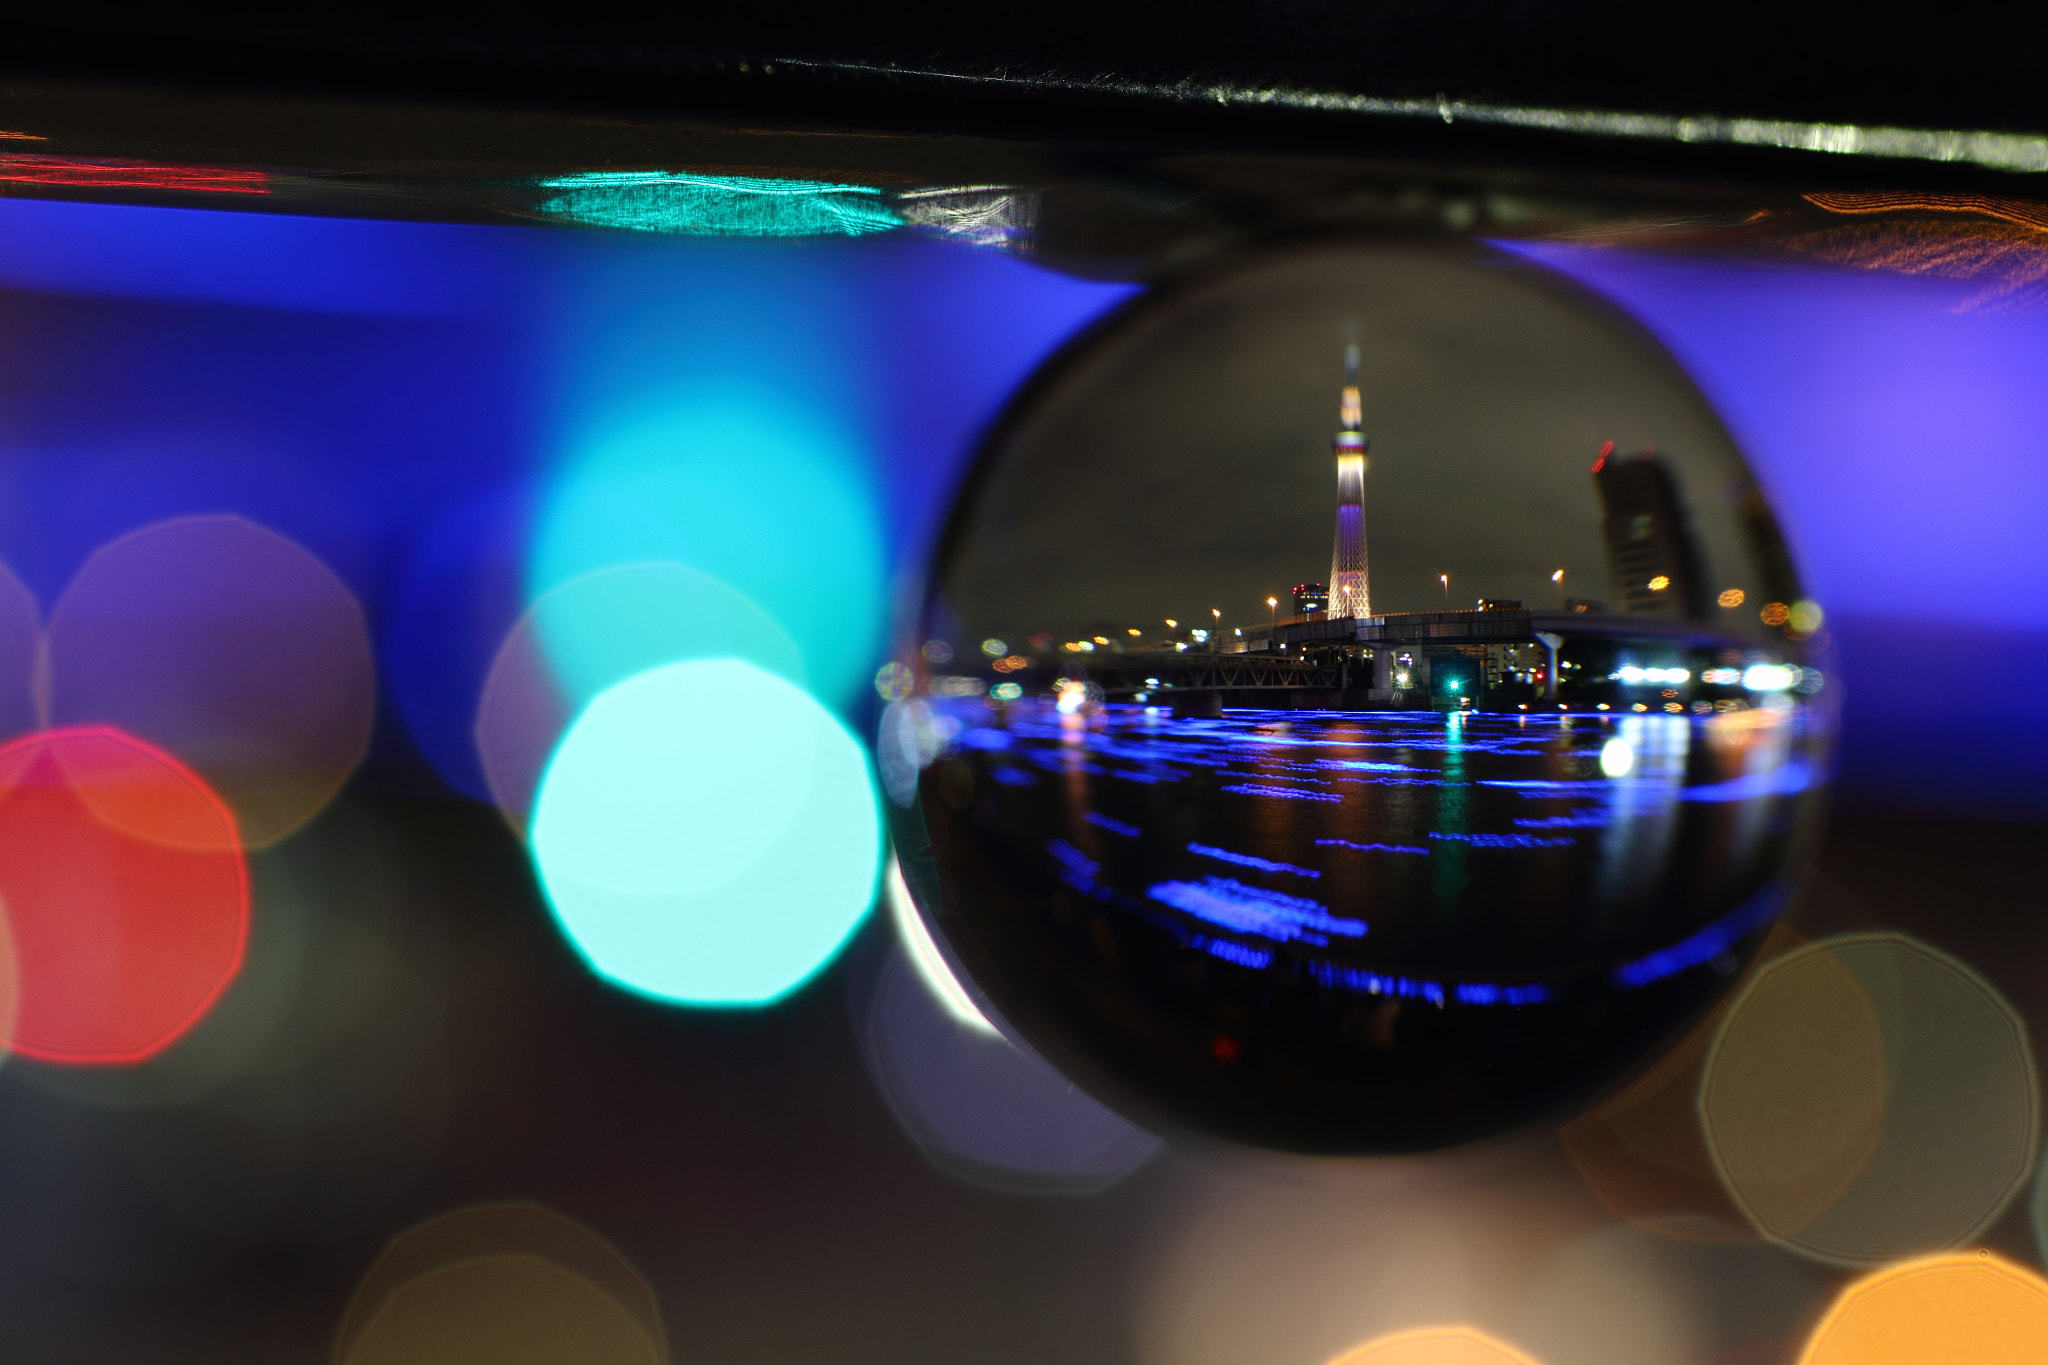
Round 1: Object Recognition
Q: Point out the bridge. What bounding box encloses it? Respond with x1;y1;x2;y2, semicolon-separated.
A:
1086;653;1342;698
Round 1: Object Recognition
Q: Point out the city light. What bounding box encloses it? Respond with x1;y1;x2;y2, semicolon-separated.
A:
1702;666;1743;685
980;637;1006;656
1127;627;1141;636
1647;574;1671;591
1615;665;1691;685
1551;569;1564;583
1718;587;1746;607
1760;601;1791;625
1165;618;1177;628
873;662;914;700
1743;663;1800;691
989;681;1022;700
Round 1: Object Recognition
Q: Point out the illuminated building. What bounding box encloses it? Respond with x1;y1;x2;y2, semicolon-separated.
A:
1327;344;1371;617
1292;581;1329;614
1590;442;1708;618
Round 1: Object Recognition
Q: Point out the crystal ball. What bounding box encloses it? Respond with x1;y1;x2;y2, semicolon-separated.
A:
884;241;1832;1153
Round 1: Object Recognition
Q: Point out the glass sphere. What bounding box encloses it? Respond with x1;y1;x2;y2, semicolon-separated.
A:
884;240;1832;1154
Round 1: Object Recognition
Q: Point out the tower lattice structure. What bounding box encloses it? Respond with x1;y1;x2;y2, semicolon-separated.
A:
1327;344;1371;618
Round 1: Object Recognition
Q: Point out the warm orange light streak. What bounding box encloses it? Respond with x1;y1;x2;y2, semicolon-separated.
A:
0;131;49;141
1328;1326;1544;1365
1797;1253;2048;1365
1805;190;2048;233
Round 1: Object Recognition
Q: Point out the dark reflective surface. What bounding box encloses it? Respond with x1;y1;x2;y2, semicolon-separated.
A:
891;240;1832;1152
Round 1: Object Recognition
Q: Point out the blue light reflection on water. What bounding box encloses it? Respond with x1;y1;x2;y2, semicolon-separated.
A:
1186;842;1321;878
1145;877;1364;946
952;701;1812;1004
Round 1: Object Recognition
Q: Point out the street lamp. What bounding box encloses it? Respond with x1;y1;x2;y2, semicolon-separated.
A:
1266;596;1277;628
1439;573;1450;608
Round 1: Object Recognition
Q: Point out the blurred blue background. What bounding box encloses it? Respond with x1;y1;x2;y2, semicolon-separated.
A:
0;194;2036;864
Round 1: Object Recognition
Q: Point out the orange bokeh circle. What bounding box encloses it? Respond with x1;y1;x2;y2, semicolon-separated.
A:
1798;1252;2048;1365
1328;1326;1544;1365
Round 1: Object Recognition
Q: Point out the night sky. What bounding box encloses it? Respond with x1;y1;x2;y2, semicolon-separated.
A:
943;243;1762;642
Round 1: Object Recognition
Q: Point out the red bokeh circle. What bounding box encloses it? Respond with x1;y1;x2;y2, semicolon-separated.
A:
0;726;250;1065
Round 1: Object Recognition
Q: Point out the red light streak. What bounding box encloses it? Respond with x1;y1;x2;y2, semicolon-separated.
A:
0;154;269;195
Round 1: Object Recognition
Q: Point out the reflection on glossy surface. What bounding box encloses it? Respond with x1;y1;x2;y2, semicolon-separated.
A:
894;241;1830;1151
859;944;1162;1193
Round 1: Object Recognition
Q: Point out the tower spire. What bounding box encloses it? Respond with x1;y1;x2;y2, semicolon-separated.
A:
1328;343;1371;618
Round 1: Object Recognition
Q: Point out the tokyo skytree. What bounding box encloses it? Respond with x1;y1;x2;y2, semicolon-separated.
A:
1327;343;1371;618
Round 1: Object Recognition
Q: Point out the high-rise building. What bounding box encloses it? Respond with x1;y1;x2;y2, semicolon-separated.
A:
1591;443;1709;618
1328;344;1371;618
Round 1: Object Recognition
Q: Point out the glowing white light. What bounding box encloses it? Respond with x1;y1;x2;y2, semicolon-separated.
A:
1703;667;1743;685
1601;738;1636;777
885;856;996;1033
1744;663;1800;691
990;681;1022;701
532;659;878;1004
1054;678;1089;714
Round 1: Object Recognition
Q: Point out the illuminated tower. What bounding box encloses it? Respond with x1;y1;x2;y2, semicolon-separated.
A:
1328;344;1371;618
